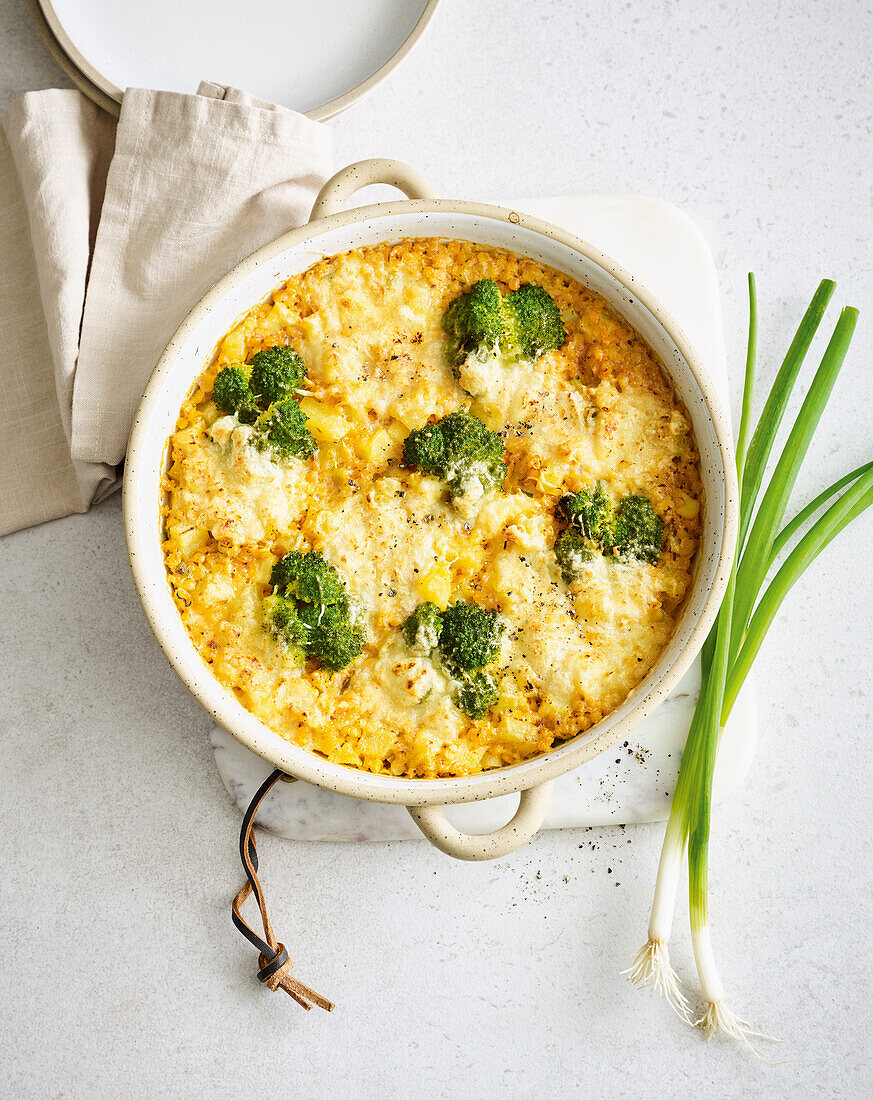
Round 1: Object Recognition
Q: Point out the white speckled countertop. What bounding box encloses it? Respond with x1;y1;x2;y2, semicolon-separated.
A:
2;1;872;1096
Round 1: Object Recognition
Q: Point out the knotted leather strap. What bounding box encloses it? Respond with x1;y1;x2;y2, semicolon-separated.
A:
231;768;334;1012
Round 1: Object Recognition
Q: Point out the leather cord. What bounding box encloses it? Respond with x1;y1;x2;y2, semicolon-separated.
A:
231;768;334;1012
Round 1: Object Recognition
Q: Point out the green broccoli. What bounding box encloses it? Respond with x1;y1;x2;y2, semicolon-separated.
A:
438;410;504;470
608;495;665;564
453;671;499;719
249;346;306;405
264;549;363;671
438;600;504;675
261;593;310;664
402;410;506;498
402;602;443;654
558;482;614;541
270;549;347;606
503;284;566;361
299;601;365;671
400;600;502;719
254;397;316;461
211;346;314;458
212;365;260;424
401;420;446;478
441;279;565;372
553;528;596;583
442;278;506;365
553;485;663;575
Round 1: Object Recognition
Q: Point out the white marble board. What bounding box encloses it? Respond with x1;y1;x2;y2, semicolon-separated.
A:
212;193;755;840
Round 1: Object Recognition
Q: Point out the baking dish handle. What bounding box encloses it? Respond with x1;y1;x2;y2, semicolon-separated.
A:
407;781;555;861
310;158;439;221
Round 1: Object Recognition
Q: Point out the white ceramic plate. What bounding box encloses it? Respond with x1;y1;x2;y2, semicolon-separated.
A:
36;0;439;118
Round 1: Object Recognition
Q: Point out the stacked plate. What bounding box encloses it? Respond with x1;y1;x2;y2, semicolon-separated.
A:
28;0;440;118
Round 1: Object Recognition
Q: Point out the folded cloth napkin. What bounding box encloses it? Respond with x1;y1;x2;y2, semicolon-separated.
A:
0;82;332;536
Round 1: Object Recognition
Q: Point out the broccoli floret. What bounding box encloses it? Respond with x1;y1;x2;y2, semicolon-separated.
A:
211;352;318;474
442;279;506;365
441;409;506;498
401;601;502;717
212;347;308;433
402;602;443;654
453;671;499;720
443;280;564;396
402;421;446;477
553;486;663;573
504;284;565;361
212;365;259;424
270;549;347;605
402;411;507;499
559;482;614;541
608;495;665;564
554;529;596;583
261;593;309;664
264;550;363;671
254;397;316;461
249;346;306;405
301;602;365;671
438;410;505;474
438;600;504;675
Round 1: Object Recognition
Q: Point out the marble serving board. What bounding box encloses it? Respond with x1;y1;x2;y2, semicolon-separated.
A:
211;193;756;840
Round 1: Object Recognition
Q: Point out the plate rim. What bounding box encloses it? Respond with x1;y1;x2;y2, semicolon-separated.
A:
31;0;441;120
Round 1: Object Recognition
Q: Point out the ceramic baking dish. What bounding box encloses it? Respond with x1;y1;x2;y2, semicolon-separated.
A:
123;158;738;860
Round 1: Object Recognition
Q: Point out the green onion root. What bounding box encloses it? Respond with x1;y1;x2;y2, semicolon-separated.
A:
625;809;690;1020
626;938;690;1021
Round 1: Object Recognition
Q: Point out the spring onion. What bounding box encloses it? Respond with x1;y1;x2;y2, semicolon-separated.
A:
628;276;871;1044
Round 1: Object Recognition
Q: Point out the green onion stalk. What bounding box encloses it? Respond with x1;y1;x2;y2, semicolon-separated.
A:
628;276;870;1043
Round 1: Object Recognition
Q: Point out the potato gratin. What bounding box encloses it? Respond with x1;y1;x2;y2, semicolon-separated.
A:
163;239;703;778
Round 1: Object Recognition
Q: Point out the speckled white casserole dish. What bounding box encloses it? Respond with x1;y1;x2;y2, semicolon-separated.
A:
123;159;738;860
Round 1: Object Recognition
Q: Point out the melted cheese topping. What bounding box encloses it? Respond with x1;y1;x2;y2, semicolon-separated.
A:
163;239;703;778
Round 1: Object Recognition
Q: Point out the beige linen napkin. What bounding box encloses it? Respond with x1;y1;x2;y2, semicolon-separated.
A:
0;82;332;536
